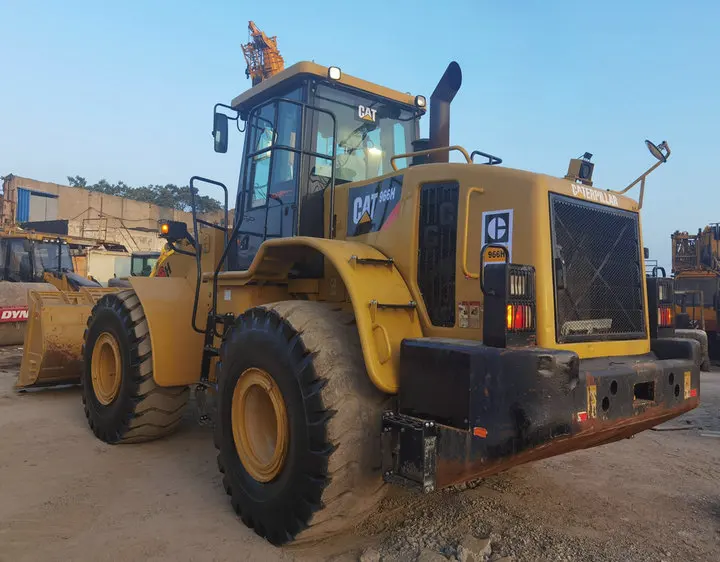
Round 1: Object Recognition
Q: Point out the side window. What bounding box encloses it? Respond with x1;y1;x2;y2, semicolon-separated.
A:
247;103;276;208
249;154;271;208
7;240;32;282
393;123;409;170
246;93;303;209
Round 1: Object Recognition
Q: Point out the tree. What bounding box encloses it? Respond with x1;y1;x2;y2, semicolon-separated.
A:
67;175;87;188
68;176;223;214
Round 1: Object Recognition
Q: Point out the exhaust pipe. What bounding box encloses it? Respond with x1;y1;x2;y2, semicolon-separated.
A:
428;61;462;163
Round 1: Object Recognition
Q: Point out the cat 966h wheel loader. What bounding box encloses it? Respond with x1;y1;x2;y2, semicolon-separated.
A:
21;59;700;545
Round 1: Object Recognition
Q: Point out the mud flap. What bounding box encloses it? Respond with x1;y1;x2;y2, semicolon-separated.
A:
16;288;118;388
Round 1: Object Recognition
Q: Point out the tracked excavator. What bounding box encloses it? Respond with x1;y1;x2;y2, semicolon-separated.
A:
19;52;701;546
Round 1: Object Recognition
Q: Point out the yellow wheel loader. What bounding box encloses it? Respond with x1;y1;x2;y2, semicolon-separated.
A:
21;60;700;546
0;228;102;347
15;243;167;388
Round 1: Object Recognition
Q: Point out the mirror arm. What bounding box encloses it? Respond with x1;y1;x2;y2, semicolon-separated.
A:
611;159;664;210
213;103;239;121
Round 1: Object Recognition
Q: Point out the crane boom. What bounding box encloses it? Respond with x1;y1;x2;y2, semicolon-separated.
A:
241;21;284;86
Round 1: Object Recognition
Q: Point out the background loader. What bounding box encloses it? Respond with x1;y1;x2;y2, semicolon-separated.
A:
108;250;162;287
15;244;166;388
671;225;720;360
20;22;702;547
0;227;101;346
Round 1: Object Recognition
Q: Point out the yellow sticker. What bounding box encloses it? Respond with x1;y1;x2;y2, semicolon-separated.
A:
482;245;508;265
587;384;597;419
684;371;691;400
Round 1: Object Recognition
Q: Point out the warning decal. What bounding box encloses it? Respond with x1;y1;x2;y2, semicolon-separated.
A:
481;208;513;266
458;301;481;329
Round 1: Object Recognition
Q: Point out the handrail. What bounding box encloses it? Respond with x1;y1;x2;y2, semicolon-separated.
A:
461;187;485;279
390;145;472;171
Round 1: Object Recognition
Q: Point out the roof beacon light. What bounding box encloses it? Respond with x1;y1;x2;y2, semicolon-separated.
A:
328;66;342;81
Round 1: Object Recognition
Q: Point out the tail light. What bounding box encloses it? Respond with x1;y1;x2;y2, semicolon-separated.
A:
646;273;674;338
482;256;536;348
658;305;673;328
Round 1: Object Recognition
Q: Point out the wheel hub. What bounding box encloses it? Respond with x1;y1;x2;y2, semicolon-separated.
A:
232;367;289;483
91;332;122;405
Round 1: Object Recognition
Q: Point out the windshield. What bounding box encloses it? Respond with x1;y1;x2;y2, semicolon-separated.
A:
131;256;158;276
34;242;73;274
311;84;418;183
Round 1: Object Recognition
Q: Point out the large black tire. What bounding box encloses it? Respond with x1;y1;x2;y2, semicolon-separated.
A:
82;290;189;444
215;301;388;545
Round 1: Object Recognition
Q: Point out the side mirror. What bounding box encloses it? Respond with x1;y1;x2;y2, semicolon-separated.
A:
645;139;670;163
213;112;229;154
644;247;650;259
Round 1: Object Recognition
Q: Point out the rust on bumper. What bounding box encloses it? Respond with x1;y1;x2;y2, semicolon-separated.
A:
433;395;698;489
382;336;701;492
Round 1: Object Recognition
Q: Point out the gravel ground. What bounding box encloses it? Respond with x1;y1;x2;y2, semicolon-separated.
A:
1;345;718;562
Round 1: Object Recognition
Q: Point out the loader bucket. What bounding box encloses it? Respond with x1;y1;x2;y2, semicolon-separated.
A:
0;281;58;346
16;287;119;389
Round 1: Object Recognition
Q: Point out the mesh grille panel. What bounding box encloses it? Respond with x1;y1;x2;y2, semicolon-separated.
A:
550;194;645;342
417;182;458;327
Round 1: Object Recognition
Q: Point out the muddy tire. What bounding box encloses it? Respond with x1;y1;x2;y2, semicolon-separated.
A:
82;290;189;444
215;301;387;545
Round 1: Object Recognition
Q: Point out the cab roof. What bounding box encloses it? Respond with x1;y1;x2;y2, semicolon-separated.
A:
231;61;423;118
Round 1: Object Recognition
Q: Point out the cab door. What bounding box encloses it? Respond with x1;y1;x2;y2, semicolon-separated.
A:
235;91;303;270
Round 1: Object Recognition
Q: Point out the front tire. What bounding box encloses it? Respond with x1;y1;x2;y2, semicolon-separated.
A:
215;301;387;545
82;290;189;443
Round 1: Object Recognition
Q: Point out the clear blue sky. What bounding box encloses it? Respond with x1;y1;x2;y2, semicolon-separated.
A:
1;0;717;267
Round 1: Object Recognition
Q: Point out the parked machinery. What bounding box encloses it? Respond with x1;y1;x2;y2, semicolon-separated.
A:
20;57;700;546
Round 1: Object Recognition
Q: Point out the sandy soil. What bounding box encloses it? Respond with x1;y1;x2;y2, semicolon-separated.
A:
1;345;718;562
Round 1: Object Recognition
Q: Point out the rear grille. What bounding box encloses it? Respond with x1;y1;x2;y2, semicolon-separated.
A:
417;181;459;327
550;194;645;342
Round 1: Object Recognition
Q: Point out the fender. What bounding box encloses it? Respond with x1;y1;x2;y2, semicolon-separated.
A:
214;237;424;394
128;276;205;387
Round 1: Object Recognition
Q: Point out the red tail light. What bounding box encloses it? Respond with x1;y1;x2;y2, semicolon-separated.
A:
506;304;534;331
658;306;673;328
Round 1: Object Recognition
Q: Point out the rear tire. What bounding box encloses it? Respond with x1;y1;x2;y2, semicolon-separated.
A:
215;301;387;545
82;290;189;443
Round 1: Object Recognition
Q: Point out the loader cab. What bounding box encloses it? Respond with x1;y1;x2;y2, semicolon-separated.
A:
216;62;424;270
130;252;160;277
0;235;73;282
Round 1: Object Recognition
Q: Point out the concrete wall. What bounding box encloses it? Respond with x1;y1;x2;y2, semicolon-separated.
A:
1;175;228;253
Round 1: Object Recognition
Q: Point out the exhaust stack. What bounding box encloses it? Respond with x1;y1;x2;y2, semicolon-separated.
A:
428;61;462;163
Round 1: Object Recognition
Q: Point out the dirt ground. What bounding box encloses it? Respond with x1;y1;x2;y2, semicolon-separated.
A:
1;345;719;562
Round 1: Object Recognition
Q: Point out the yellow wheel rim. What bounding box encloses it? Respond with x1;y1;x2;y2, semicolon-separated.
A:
232;367;289;483
91;332;122;406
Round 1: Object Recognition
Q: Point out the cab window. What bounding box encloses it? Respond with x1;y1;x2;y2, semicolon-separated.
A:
310;84;418;184
6;240;32;282
246;87;303;209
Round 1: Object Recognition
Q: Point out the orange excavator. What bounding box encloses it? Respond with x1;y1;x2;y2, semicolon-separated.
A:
241;21;284;85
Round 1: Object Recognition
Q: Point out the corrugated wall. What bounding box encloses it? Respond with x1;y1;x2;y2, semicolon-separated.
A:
16;188;30;222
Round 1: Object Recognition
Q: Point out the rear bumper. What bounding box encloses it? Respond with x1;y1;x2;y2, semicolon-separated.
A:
382;337;700;491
